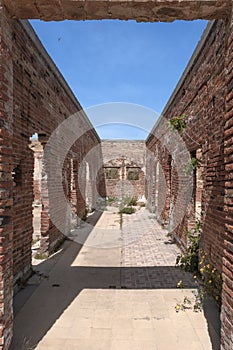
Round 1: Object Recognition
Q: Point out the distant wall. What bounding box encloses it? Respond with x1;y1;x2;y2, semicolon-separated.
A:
101;140;146;200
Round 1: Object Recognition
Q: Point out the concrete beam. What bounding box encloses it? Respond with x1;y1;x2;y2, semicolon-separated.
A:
3;0;232;22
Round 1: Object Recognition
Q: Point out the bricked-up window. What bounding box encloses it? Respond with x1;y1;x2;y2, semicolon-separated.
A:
127;168;139;181
106;167;119;180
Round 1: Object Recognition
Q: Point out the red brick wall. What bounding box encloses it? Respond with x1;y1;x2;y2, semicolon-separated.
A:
11;19;101;274
101;140;146;200
0;4;14;349
146;139;171;225
221;13;233;350
30;141;43;204
1;5;233;350
146;19;233;349
147;19;226;267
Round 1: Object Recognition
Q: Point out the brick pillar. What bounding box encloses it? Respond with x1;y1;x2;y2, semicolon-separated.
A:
38;136;50;255
221;4;233;349
145;145;156;213
39;135;70;254
0;3;13;350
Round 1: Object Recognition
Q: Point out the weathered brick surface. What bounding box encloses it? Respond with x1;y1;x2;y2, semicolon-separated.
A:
221;11;233;350
11;18;101;259
3;0;232;22
146;139;172;225
0;3;14;349
147;19;226;267
0;7;102;349
146;18;233;350
2;1;233;350
101;140;146;200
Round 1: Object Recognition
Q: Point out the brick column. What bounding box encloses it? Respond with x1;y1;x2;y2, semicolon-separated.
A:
0;3;13;350
221;3;233;349
37;135;52;255
39;135;70;255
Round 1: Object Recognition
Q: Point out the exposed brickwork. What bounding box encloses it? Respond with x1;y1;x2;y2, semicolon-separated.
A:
11;18;101;259
101;140;146;200
0;7;102;349
221;10;233;350
1;1;233;350
146;140;171;226
3;0;232;22
146;18;233;350
0;3;13;349
147;19;226;267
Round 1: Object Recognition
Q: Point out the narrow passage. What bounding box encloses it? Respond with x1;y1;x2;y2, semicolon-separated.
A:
11;208;216;350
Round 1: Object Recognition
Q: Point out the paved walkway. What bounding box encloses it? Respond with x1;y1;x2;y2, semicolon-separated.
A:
11;208;219;350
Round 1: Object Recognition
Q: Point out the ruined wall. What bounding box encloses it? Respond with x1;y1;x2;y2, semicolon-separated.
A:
101;140;146;200
1;1;233;349
70;133;104;217
146;140;171;225
0;4;14;349
221;11;233;350
146;18;233;349
147;19;226;268
11;20;101;284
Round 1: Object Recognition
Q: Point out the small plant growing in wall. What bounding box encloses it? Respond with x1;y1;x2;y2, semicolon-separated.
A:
167;114;187;132
175;221;223;312
198;252;222;309
176;220;201;273
184;157;202;175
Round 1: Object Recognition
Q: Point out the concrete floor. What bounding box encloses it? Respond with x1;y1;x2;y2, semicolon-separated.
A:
11;208;220;350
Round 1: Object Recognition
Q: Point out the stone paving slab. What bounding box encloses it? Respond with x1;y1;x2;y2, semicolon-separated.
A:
34;289;212;350
121;208;195;289
11;208;215;350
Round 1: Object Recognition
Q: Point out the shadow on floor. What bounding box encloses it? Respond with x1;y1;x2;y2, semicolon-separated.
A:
10;211;221;350
203;298;221;350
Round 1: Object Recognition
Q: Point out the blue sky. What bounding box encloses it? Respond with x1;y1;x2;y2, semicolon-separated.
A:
30;19;207;139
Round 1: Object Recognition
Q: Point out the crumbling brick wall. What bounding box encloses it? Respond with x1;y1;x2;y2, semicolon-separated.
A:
221;13;233;350
101;140;146;201
0;5;14;349
146;18;233;349
10;19;101;287
147;19;226;267
1;1;233;349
